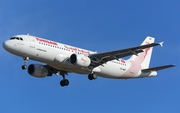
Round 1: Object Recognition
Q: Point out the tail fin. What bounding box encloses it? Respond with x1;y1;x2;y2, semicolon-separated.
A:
129;36;155;69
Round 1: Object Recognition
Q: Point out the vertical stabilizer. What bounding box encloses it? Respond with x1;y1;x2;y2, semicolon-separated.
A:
129;36;155;69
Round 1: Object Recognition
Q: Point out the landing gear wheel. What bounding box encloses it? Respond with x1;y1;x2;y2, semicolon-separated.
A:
88;74;93;80
88;73;97;80
60;79;69;87
22;65;27;70
60;80;65;87
64;79;69;86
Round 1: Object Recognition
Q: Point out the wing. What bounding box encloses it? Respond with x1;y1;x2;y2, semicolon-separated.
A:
89;42;162;67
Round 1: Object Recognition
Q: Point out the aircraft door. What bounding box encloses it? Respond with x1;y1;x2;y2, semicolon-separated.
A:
29;36;35;48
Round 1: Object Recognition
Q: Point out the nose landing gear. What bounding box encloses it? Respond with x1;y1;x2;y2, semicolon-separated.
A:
22;57;29;70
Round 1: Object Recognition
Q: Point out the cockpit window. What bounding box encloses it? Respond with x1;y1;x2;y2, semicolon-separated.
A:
10;37;23;41
10;37;16;40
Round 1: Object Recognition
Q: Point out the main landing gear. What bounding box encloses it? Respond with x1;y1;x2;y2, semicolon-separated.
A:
22;57;29;70
59;71;69;87
88;73;97;80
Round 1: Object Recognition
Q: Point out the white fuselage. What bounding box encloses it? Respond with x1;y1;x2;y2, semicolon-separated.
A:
3;35;157;79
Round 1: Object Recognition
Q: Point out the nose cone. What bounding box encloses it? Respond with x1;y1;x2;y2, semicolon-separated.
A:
2;40;12;52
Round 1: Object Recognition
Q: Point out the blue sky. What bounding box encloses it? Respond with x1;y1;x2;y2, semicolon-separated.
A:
0;0;179;113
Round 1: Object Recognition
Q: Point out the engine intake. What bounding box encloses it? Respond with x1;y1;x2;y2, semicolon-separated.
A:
70;54;91;67
28;64;52;78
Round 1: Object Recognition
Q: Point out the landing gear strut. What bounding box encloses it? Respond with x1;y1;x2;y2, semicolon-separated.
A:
88;73;97;80
22;57;29;70
59;71;69;87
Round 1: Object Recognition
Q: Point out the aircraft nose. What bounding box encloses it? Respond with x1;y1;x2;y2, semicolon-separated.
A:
2;41;6;49
2;40;12;51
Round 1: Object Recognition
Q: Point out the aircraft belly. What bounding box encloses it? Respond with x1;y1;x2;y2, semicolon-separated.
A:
97;62;129;78
50;62;91;74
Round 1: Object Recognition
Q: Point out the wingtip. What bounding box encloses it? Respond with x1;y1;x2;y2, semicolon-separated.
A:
167;64;176;68
171;64;176;67
159;42;164;47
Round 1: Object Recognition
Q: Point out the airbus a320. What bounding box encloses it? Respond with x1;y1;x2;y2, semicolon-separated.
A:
2;34;175;87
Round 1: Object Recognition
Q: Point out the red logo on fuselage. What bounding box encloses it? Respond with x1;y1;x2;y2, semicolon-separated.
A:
121;60;125;63
64;45;90;54
36;38;58;46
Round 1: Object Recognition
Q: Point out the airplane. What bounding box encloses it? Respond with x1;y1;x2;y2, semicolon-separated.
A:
2;34;175;87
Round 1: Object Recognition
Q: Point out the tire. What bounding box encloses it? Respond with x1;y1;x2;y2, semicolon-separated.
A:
88;74;93;80
22;65;27;70
60;80;65;87
64;79;69;86
60;79;69;86
88;74;97;80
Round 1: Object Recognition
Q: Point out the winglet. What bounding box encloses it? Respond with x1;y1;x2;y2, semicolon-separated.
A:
159;42;164;47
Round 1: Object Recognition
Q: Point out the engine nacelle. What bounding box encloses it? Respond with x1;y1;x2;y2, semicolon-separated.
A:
70;54;91;67
28;64;52;78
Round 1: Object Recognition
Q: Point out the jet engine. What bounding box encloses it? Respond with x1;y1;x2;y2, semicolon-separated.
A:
28;64;52;78
70;54;91;67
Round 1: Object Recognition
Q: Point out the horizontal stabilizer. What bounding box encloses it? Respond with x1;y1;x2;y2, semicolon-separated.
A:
142;65;176;72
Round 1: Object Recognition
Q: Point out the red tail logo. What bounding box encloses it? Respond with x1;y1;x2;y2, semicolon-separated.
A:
144;41;150;58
